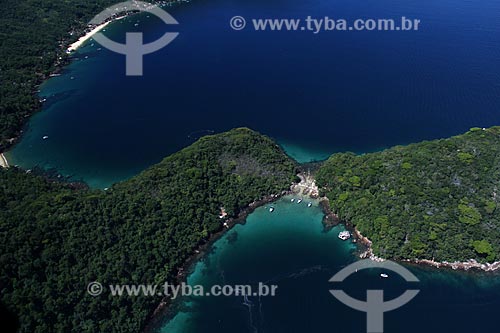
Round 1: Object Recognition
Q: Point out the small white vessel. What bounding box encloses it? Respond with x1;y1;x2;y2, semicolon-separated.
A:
380;273;389;278
42;136;49;140
338;231;351;241
291;198;295;202
307;202;312;207
297;198;302;204
269;207;275;212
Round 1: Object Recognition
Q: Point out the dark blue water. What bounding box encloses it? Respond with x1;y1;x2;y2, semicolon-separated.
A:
159;197;500;333
8;0;500;187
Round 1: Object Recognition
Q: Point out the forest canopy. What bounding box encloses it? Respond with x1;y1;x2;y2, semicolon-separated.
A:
316;127;500;263
0;0;144;150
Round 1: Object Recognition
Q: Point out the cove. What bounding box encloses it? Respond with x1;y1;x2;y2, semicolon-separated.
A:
158;196;500;333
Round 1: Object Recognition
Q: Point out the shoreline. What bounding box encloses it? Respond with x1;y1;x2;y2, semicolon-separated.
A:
143;169;500;331
66;15;127;53
145;171;319;331
311;182;500;273
402;258;500;272
353;226;500;272
0;153;9;168
144;187;298;332
66;21;110;53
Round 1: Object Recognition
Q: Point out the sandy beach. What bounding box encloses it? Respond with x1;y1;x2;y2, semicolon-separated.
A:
0;153;9;168
66;21;111;53
291;171;319;198
66;14;127;53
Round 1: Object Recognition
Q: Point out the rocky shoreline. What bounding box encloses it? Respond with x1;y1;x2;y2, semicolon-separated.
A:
312;184;500;273
145;170;323;331
402;258;500;272
353;226;500;272
144;187;295;332
145;170;500;331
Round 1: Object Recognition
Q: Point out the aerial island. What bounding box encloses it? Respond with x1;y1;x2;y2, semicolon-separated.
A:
1;0;500;332
2;126;500;331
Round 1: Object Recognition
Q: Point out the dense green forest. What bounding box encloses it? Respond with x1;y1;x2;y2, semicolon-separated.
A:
0;0;146;150
316;127;500;263
0;128;297;332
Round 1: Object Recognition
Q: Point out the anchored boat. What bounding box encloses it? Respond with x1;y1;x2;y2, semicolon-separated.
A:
338;231;351;241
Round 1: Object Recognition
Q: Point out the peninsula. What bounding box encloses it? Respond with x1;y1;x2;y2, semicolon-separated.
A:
316;126;500;266
0;128;298;332
3;126;500;332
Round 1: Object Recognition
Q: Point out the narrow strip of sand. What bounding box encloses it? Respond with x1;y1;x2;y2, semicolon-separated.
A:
0;153;9;168
66;21;111;53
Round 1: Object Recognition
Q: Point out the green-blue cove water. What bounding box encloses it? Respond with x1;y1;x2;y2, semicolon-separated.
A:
159;197;500;332
7;0;500;187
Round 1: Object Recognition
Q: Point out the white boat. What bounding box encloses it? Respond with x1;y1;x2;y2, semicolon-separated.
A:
380;273;389;278
338;231;351;241
307;202;312;207
42;136;49;140
290;198;295;202
297;199;302;204
269;207;275;212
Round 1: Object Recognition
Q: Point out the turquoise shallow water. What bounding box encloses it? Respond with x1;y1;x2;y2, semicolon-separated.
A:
158;197;500;333
159;196;357;332
278;141;332;163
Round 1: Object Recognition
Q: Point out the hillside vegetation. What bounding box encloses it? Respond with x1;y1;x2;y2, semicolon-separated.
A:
0;0;149;150
0;128;297;332
316;127;500;263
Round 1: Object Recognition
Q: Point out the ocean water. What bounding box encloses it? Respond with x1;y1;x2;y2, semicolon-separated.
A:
158;197;500;333
7;0;500;187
